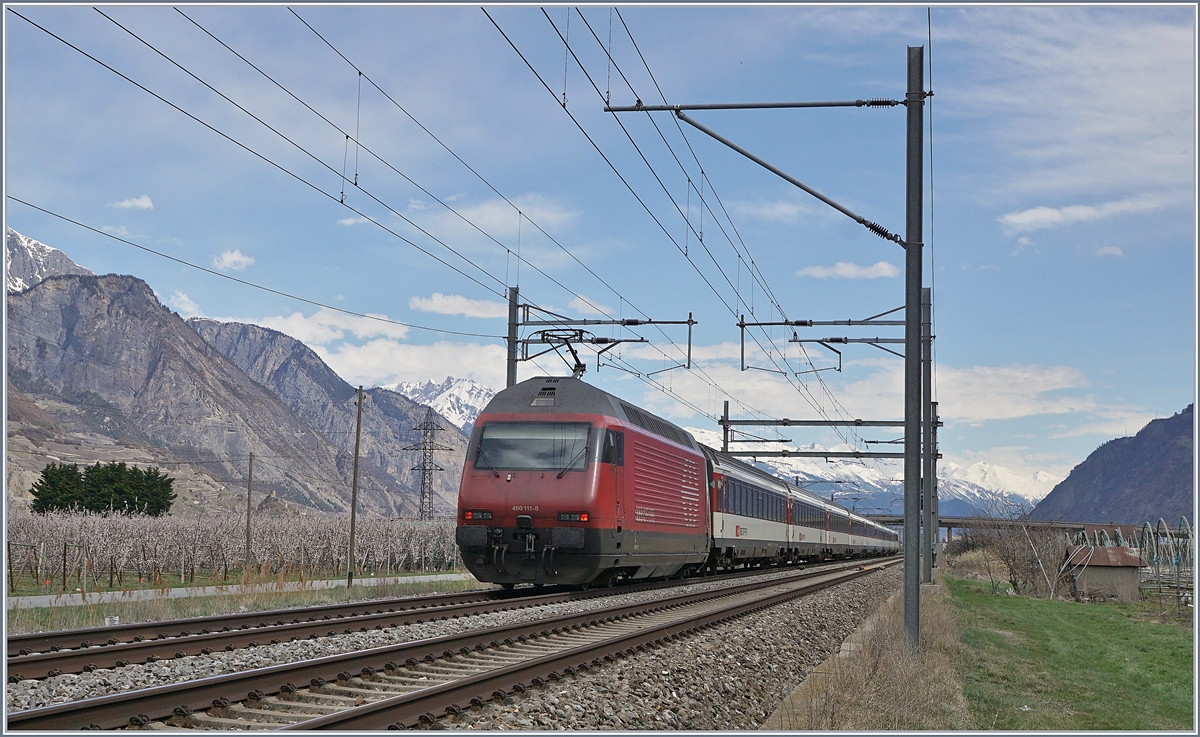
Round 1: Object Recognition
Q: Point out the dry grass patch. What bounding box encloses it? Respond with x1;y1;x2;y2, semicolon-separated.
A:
798;577;974;730
6;576;487;634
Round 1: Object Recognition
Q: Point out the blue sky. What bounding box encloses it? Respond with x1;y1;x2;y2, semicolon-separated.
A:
4;5;1195;484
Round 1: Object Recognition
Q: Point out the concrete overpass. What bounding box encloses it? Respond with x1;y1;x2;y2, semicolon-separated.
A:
864;515;1193;543
865;515;1088;533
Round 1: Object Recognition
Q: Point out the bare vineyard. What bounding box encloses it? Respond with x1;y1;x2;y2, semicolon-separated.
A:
6;510;462;590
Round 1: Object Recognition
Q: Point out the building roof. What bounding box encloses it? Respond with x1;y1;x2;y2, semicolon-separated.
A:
1064;545;1146;568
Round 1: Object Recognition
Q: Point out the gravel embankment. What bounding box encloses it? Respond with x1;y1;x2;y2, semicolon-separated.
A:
442;566;901;730
7;567;843;712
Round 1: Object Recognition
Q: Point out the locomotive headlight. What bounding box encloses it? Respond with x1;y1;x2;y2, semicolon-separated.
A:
464;510;493;520
557;512;588;522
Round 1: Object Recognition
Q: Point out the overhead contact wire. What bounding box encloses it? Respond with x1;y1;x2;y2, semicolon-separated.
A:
93;8;506;299
6;9;506;306
586;8;872;453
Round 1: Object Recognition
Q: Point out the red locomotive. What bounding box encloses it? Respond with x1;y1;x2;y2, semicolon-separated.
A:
455;377;897;588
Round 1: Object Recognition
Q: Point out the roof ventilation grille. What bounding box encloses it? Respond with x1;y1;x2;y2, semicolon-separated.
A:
619;402;693;448
531;384;557;407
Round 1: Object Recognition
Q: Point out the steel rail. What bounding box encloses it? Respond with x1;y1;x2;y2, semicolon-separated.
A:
6;587;502;659
5;557;895;730
7;558;858;675
286;561;896;730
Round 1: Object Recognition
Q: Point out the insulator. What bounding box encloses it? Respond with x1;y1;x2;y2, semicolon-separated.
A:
863;220;903;244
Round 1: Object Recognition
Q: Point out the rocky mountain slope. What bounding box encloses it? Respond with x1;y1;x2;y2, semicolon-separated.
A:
7;227;93;293
392;377;496;435
1032;405;1193;525
6;274;411;516
189;319;467;512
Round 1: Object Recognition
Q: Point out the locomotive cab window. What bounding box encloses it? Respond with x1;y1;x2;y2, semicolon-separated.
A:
601;429;624;466
475;422;591;472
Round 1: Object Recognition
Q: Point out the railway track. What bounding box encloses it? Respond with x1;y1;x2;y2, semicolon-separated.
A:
7;557;897;730
7;561;863;681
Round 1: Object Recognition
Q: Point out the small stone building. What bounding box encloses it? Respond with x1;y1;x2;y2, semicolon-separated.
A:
1063;546;1146;602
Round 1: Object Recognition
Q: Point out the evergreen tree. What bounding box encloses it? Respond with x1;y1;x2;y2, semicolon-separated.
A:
30;461;175;516
30;462;85;514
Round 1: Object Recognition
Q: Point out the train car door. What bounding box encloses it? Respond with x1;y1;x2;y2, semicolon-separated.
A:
603;429;625;537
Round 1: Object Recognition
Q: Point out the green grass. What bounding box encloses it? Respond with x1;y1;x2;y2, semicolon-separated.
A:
948;575;1194;730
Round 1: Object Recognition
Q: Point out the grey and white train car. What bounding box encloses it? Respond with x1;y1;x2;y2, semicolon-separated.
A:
701;446;898;567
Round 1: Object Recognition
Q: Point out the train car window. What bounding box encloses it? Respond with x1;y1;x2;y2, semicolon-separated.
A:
476;422;591;472
601;429;625;466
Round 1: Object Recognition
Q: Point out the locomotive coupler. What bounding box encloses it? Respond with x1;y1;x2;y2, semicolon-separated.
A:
492;544;508;574
541;546;558;577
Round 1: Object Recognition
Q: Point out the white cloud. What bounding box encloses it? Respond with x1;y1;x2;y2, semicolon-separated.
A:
314;339;508;389
943;9;1194;197
832;362;1096;424
211;249;255;271
111;195;153;210
977;264;1000;272
168;291;203;318
569;296;612;316
417;194;578;240
101;225;130;237
727;199;809;224
407;199;430;211
796;261;899;279
408;293;506;319
998;193;1164;233
1049;408;1157;438
1095;246;1124;258
251;307;409;345
337;216;368;226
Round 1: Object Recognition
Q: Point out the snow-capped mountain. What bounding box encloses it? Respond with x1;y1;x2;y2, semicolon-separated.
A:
684;427;1039;517
390;377;497;435
941;461;1059;504
6;228;93;293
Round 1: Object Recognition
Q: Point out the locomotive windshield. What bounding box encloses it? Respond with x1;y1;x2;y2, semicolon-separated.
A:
476;422;592;472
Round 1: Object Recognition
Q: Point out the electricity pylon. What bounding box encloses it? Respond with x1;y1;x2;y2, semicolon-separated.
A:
405;407;452;520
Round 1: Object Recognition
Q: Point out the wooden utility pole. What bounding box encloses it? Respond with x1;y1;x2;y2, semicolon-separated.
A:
246;452;254;568
348;386;364;588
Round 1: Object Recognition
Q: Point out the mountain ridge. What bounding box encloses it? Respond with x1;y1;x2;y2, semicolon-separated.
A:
6;272;403;515
1031;405;1193;525
389;377;496;435
6;227;93;293
189;318;468;514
